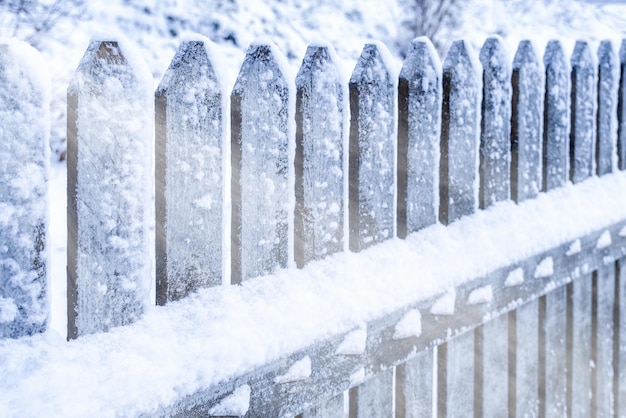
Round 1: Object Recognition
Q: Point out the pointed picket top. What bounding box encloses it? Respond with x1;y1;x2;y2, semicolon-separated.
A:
596;40;618;176
440;39;480;225
397;37;442;238
0;40;49;338
510;40;544;202
478;36;511;209
67;39;153;338
543;40;570;191
349;42;395;251
619;39;626;170
570;40;597;183
231;39;293;283
294;44;344;268
155;39;224;304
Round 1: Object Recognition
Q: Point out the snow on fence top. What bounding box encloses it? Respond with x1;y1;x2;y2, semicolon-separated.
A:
2;34;626;415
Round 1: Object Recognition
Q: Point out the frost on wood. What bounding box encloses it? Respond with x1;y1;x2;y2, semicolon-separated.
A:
67;40;153;338
231;42;291;283
294;45;344;268
619;40;626;170
349;43;395;251
349;368;393;417
570;40;596;184
440;40;480;225
511;40;544;203
0;40;49;338
155;40;223;305
543;40;570;191
479;37;511;209
596;40;618;176
397;37;441;237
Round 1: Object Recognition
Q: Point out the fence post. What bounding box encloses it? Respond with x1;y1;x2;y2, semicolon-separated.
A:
439;40;480;225
348;43;395;252
231;41;292;283
511;40;544;202
618;40;626;170
397;37;441;238
543;40;570;191
596;40;618;176
155;39;224;304
0;40;49;339
478;36;511;209
570;40;596;183
294;44;344;268
67;40;153;339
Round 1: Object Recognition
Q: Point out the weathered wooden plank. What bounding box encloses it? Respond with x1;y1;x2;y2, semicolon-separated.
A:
570;40;596;184
512;299;540;417
618;40;626;171
294;44;344;268
349;369;394;418
477;314;508;417
539;285;567;417
0;40;49;338
440;40;480;225
397;36;441;237
67;40;153;338
478;36;511;209
396;348;434;418
438;331;474;417
597;40;618;177
593;263;616;417
348;43;395;251
511;40;544;202
231;41;292;283
543;40;570;191
567;273;593;416
155;39;224;305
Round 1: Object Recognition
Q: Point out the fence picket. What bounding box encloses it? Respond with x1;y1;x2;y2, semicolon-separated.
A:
348;369;393;418
617;259;626;416
619;40;626;170
294;45;344;267
478;36;511;209
231;41;292;283
511;40;544;202
395;349;434;418
540;285;567;416
570;40;596;183
348;43;395;251
568;273;593;415
67;40;153;338
397;37;441;238
440;40;480;225
0;40;49;339
155;40;224;304
478;314;508;416
594;264;616;416
597;40;618;176
438;331;475;417
512;300;540;417
543;40;570;191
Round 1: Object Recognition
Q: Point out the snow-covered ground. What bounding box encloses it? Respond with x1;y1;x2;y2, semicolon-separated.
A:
3;0;626;414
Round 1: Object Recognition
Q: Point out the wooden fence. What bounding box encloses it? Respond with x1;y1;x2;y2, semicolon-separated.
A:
2;34;626;416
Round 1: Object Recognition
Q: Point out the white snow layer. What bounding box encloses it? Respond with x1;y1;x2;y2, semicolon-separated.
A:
2;172;626;415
